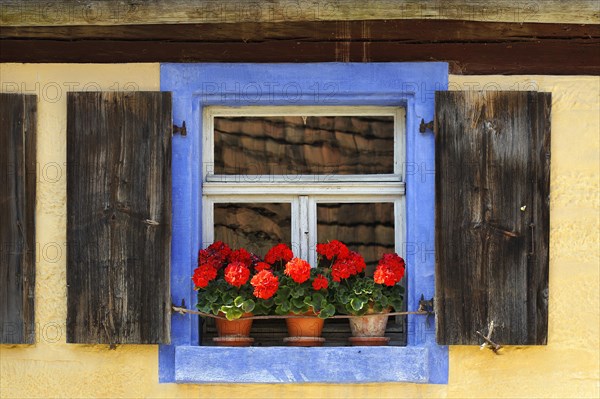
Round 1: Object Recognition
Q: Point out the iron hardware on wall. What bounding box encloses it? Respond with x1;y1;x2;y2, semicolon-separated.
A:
173;121;187;136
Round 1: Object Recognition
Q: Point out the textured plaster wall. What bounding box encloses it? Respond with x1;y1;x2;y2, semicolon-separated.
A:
0;65;598;398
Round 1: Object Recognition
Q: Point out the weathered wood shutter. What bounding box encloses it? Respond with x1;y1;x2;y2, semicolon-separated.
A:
0;94;37;344
435;91;551;345
67;92;172;344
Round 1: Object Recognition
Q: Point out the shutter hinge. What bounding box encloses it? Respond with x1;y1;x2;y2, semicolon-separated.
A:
419;119;434;133
173;121;187;136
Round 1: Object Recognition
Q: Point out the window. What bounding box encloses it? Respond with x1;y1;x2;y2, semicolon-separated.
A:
201;106;407;346
202;106;405;264
160;63;449;384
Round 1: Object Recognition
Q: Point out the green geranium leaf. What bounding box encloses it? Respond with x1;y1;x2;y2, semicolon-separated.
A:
380;295;389;307
292;297;305;309
224;307;243;321
278;286;291;297
350;297;366;312
234;296;244;307
319;304;336;319
241;299;255;313
274;295;285;305
205;292;219;302
291;287;305;299
312;292;325;304
303;296;315;307
274;305;284;315
389;298;403;312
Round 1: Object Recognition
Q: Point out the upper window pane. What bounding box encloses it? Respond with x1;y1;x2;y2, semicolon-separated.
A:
214;115;395;175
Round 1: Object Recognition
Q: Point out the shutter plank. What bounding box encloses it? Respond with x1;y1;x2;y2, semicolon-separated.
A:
67;92;171;344
0;93;36;344
435;91;551;345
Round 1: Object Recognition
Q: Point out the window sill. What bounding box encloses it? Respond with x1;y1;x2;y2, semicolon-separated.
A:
173;345;429;383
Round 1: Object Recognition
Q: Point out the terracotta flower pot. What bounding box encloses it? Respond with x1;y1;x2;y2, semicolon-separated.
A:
213;312;254;346
284;309;325;346
348;307;390;346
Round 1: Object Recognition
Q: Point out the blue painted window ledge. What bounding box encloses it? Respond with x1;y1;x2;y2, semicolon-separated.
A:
159;63;449;384
176;347;429;383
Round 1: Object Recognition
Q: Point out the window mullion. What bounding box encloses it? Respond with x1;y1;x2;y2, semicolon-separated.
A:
307;197;317;267
291;197;301;258
299;195;309;261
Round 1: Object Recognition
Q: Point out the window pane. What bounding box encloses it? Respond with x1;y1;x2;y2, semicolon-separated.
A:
214;203;292;258
214;115;394;175
317;203;395;275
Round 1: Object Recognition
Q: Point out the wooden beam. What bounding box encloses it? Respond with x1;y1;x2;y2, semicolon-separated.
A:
1;0;598;26
1;20;598;75
2;19;599;42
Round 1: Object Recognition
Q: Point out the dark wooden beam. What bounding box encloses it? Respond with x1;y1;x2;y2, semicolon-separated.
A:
3;19;598;42
1;20;599;75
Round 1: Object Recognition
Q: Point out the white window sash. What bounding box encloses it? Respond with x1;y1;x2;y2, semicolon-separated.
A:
202;105;406;262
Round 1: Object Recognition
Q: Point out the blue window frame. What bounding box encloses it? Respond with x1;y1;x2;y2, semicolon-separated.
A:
159;63;448;384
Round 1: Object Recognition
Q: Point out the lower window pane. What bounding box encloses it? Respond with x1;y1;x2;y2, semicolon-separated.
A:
213;203;292;257
317;202;395;274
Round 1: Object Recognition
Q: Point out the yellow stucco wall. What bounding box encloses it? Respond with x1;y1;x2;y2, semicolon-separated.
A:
0;64;598;399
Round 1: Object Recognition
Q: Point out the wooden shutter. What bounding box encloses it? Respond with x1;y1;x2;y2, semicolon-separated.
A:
67;92;171;344
435;91;551;345
0;94;36;344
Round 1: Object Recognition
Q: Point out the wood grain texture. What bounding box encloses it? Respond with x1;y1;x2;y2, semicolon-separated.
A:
434;91;550;345
66;92;172;344
4;19;598;41
1;20;598;75
0;93;36;344
1;0;598;26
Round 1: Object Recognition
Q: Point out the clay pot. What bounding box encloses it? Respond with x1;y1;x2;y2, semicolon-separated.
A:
284;309;325;346
213;312;254;346
348;307;390;346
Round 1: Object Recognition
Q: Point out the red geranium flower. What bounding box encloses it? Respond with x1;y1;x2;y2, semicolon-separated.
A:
251;269;280;299
207;241;232;256
347;251;366;274
330;251;365;282
331;258;354;282
284;257;311;284
374;253;405;286
264;243;294;265
254;262;271;272
373;265;398;286
379;253;405;281
224;262;250;287
316;240;350;261
192;264;217;288
312;274;329;291
229;248;253;267
198;241;231;269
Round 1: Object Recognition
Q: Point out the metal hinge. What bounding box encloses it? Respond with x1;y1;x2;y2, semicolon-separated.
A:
173;121;187;136
419;119;434;133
